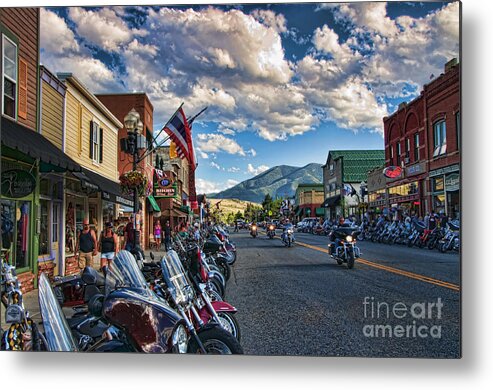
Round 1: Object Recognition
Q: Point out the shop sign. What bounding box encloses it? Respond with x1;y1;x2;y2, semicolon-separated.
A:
101;191;134;207
383;166;403;179
429;164;460;177
1;170;36;198
405;162;426;177
445;173;460;191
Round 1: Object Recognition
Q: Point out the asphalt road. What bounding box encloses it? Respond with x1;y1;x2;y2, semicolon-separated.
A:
225;229;460;358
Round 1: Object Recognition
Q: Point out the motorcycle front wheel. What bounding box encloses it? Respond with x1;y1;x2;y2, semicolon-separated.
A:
216;258;231;282
347;251;355;269
217;312;241;341
188;327;244;355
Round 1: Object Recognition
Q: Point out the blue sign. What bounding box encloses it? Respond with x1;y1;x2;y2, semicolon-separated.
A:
159;179;170;187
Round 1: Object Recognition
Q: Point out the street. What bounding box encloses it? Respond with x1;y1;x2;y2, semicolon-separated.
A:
226;229;460;358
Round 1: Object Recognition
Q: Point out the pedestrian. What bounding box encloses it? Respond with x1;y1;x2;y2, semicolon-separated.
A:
234;220;239;232
428;210;437;230
440;211;449;228
164;220;172;251
75;217;98;269
193;222;201;241
99;222;118;270
154;220;162;250
123;215;135;251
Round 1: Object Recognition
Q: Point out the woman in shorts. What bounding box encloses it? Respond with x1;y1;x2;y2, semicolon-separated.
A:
154;220;162;250
99;222;119;269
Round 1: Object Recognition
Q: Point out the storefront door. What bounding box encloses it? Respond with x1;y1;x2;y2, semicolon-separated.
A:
52;202;61;274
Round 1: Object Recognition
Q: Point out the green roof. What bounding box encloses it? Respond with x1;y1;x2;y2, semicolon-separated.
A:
328;150;385;183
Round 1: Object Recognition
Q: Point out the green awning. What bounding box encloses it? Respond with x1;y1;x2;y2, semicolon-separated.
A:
315;208;325;216
147;195;160;212
296;208;303;216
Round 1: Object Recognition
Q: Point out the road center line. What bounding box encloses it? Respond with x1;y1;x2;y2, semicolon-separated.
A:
257;231;460;292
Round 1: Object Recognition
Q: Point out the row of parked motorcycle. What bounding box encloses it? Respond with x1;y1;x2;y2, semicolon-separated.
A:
1;225;244;354
360;219;460;253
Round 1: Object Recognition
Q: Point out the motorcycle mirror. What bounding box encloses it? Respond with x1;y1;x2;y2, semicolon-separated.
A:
150;252;155;260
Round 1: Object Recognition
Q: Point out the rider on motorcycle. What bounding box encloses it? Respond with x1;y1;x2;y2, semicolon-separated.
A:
328;217;350;254
281;219;295;242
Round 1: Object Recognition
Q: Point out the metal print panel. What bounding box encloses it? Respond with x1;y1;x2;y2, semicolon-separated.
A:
0;1;461;358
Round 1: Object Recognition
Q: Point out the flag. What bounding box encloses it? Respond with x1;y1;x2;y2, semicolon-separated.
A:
343;183;357;196
163;107;190;160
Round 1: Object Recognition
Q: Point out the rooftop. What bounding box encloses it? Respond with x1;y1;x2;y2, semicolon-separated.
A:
326;150;385;183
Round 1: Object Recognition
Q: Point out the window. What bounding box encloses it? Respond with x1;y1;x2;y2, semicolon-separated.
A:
414;133;420;161
433;120;447;157
52;203;59;244
39;199;49;256
2;35;17;118
455;111;460;150
405;138;410;159
389;145;393;165
90;121;101;163
396;142;401;166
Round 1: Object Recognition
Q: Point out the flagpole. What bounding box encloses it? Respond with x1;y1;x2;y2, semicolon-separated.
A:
136;102;184;164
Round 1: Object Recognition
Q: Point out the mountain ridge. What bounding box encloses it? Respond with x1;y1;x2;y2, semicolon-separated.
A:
208;163;323;202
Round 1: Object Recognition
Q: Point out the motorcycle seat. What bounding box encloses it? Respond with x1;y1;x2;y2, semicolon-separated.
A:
81;267;105;287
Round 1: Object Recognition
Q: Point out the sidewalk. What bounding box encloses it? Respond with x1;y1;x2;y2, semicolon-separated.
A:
1;249;165;331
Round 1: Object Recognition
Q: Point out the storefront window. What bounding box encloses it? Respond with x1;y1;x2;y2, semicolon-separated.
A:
65;197;76;255
432;194;446;213
39;199;49;256
389;182;419;198
433;177;444;192
52;203;59;244
103;201;115;225
1;200;15;252
15;201;30;269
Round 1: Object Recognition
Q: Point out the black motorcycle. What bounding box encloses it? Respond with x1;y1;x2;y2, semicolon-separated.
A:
328;226;361;269
266;223;276;239
250;224;258;238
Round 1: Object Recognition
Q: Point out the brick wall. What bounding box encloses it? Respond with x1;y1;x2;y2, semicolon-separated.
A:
17;272;35;294
38;261;56;281
65;256;79;276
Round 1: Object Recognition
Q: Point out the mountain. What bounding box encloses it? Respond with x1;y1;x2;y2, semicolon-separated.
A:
210;163;323;203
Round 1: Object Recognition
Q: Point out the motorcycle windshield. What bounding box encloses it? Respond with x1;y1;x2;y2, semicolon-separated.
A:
38;273;78;352
160;250;193;305
105;250;153;297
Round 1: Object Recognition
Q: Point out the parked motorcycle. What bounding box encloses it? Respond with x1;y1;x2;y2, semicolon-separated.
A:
328;226;361;269
153;249;243;352
1;255;45;351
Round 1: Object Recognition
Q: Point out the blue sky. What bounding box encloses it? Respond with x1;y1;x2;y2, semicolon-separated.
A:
40;2;460;194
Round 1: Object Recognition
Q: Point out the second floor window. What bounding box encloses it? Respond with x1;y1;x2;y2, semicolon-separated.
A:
414;133;420;162
396;142;401;166
433;120;447;157
2;35;17;119
389;145;394;165
456;111;460;150
405;138;410;159
89;121;103;163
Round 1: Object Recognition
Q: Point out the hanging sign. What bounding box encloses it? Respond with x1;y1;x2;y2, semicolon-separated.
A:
383;166;403;179
1;170;36;198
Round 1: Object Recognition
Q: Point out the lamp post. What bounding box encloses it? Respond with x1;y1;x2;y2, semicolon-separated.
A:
123;108;144;251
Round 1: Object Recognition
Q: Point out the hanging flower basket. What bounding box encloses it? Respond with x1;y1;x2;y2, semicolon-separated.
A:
120;171;148;197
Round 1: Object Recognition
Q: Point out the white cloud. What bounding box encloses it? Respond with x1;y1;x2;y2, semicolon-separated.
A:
247;163;270;176
196;148;209;159
251;9;287;33
210;161;222;170
248;148;257;157
197;133;247;156
227;166;241;173
40;8;80;54
196;178;239;194
68;7;147;52
312;25;361;66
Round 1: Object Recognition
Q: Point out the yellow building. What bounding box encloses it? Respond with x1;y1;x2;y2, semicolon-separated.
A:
55;72;129;273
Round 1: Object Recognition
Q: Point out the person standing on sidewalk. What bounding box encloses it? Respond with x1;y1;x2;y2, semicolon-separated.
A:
99;222;119;270
123;216;135;251
76;218;98;269
154;220;162;250
164;220;172;251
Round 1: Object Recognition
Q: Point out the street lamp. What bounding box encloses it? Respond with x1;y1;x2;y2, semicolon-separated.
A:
123;108;145;251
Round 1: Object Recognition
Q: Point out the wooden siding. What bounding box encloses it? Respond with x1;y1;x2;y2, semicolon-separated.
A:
64;87;119;182
41;81;63;148
0;8;39;130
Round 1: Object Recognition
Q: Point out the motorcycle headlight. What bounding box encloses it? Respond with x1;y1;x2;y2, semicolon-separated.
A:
171;324;188;354
269;226;274;230
346;235;353;242
288;229;293;234
252;226;257;230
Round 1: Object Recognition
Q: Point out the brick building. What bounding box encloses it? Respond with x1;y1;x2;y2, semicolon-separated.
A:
382;59;460;218
96;93;155;248
294;183;325;221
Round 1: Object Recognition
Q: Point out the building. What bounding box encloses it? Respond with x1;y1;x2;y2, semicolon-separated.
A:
322;150;385;219
96;93;155;248
1;8;82;291
383;59;460;218
294;183;325;221
57;73;126;274
153;145;194;229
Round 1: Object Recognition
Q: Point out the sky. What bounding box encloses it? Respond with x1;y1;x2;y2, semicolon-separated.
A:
39;1;460;194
